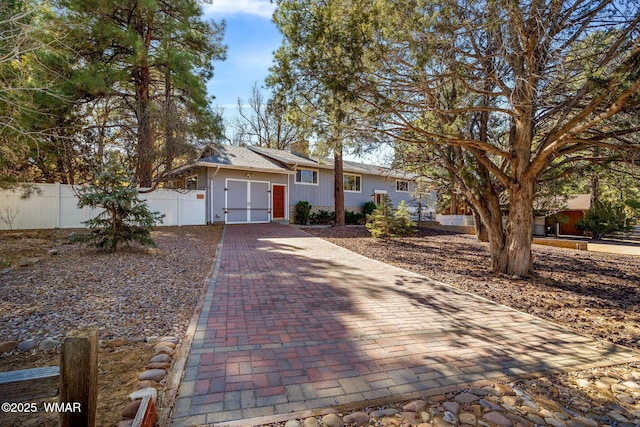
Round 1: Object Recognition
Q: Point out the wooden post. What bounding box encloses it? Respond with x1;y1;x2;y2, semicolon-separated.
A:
59;328;98;427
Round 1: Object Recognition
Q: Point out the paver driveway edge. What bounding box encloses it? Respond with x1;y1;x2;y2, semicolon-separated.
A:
169;224;639;427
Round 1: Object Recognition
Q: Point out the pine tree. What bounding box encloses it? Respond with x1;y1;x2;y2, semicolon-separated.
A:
577;201;631;240
55;0;226;186
366;196;396;239
70;161;164;252
393;200;417;236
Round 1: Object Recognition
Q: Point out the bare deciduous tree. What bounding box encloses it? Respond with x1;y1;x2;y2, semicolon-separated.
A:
230;83;298;149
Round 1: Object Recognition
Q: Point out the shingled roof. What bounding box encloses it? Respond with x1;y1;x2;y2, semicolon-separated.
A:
197;145;292;173
189;144;415;180
248;146;413;178
247;146;323;169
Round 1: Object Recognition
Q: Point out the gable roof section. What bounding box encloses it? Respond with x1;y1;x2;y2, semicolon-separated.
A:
249;146;413;178
197;145;292;174
248;146;323;169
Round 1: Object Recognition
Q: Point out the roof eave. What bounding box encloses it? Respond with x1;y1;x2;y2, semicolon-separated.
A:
196;160;295;175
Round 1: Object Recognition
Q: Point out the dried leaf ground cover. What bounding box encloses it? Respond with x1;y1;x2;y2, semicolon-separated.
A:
306;227;640;351
0;225;222;427
0;225;222;343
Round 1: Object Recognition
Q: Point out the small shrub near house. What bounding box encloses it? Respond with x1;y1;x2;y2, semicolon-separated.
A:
366;196;416;238
362;201;376;220
295;201;312;225
310;209;335;225
70;162;164;252
345;210;364;225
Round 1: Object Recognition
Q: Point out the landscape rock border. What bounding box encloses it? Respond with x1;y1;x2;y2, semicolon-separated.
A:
118;336;180;427
262;363;640;427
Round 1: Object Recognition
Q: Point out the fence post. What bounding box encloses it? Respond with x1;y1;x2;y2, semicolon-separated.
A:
177;191;182;226
55;183;61;228
59;328;98;427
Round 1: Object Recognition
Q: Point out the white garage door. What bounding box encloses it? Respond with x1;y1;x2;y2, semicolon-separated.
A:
225;179;270;224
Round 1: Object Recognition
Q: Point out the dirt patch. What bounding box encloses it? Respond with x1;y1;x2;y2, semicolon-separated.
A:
306;226;640;350
0;225;222;426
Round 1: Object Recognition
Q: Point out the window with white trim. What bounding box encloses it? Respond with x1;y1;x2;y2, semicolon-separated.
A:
396;180;409;193
295;168;318;185
343;174;361;192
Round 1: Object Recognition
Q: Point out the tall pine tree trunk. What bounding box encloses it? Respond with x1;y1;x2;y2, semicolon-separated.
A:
334;141;345;226
135;64;153;188
164;67;177;171
134;12;154;188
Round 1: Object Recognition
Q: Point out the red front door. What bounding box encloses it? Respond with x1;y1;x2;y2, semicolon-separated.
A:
272;185;285;219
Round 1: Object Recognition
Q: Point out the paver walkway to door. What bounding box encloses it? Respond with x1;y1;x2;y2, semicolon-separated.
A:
171;224;638;426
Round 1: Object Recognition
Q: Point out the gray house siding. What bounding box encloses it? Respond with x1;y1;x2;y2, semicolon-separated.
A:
288;168;415;217
180;144;432;224
288;169;334;209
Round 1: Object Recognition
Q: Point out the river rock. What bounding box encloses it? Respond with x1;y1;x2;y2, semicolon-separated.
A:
38;337;60;351
494;384;517;396
571;416;598;427
155;341;176;350
321;413;343;427
158;336;179;344
575;379;591;388
479;398;503;411
343;411;369;426
138;369;166;382
455;392;480;403
459;412;477;425
443;411;458;424
154;346;175;356
371;408;399;418
545;417;566;427
502;395;520;407
0;340;18;353
623;381;640;390
483;411;513;426
284;420;302;427
400;411;419;424
145;362;171;370
303;417;320;427
17;339;37;352
150;353;172;363
403;399;427;412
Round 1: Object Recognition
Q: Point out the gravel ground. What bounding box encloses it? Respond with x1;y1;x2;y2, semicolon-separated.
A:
305;226;640;351
0;225;222;343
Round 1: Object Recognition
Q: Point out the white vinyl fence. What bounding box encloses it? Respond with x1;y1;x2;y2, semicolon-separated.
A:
436;214;547;236
0;183;206;230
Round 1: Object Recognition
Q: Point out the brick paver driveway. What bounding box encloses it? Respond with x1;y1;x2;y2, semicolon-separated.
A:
171;224;638;426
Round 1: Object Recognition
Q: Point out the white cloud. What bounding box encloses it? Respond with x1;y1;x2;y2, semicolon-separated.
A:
204;0;276;19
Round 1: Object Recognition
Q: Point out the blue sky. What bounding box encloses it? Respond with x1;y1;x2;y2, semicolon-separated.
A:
202;0;280;124
200;0;392;164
